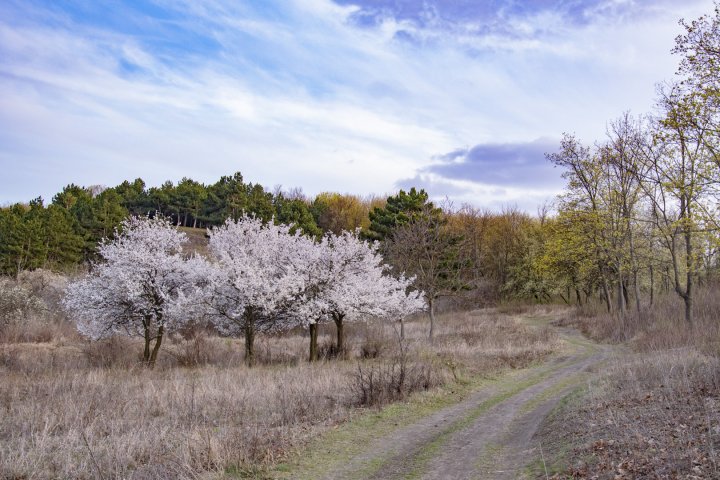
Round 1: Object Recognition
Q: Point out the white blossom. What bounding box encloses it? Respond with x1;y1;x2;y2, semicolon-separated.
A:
63;216;207;359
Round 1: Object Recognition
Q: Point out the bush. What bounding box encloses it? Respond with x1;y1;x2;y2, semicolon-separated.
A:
82;336;141;369
0;279;43;325
0;270;74;344
350;341;438;407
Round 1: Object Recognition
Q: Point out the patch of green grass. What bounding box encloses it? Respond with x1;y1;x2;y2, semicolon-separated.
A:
475;441;504;474
522;386;588;479
518;374;587;416
225;464;274;479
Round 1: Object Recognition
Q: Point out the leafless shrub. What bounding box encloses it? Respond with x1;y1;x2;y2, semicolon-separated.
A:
350;343;438;407
0;270;76;344
17;269;68;315
82;336;141;369
0;279;43;325
356;321;391;359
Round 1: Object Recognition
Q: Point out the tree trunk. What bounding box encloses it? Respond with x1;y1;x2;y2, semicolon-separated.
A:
428;297;436;342
400;318;405;340
149;324;164;369
558;292;569;305
193;216;198;229
143;322;151;365
601;275;612;313
649;264;654;307
244;312;256;367
333;313;345;356
309;323;318;362
628;227;641;312
616;273;625;315
622;280;629;311
575;288;582;306
684;225;694;326
684;294;693;326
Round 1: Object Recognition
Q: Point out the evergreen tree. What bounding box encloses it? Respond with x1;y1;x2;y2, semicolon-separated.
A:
365;188;440;241
274;193;321;237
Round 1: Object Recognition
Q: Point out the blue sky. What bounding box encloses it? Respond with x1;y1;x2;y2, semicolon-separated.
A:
0;0;713;210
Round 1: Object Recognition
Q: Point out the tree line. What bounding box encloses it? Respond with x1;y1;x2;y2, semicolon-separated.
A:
0;173;549;308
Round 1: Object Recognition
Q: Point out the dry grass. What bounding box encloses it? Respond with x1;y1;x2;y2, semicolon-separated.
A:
537;287;720;479
0;297;559;479
561;287;720;355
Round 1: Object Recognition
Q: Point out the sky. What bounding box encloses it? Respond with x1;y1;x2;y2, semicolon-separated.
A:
0;0;715;211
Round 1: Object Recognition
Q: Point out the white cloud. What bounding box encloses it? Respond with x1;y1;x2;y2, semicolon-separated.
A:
0;0;715;210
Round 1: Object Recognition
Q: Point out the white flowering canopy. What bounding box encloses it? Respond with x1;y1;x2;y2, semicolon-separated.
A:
63;216;205;340
205;216;315;334
288;229;426;325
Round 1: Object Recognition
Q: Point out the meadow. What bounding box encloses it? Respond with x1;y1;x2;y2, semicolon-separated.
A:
0;270;558;479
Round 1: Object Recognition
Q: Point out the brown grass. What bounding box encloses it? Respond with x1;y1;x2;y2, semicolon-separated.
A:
537;287;720;479
0;303;558;479
560;287;720;355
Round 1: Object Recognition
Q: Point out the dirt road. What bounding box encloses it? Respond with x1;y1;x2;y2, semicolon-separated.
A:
320;319;609;480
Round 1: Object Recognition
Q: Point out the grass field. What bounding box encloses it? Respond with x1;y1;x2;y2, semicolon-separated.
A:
0;272;559;479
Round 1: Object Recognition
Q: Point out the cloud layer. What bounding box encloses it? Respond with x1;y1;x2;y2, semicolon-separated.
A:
0;0;714;209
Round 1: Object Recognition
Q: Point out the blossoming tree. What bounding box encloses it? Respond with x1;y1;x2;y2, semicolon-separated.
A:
204;216;313;366
63;216;207;367
288;230;426;360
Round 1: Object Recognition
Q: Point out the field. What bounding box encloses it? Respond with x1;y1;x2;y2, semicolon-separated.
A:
0;271;558;479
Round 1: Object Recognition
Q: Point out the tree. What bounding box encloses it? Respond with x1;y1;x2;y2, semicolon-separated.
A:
43;204;84;269
673;4;720;151
636;84;715;325
0;203;45;276
311;192;372;234
204;216;312;366
365;188;439;241
174;177;207;228
273;192;322;237
201;172;275;224
384;207;467;341
311;231;424;357
547;134;617;313
63;216;204;368
113;178;152;217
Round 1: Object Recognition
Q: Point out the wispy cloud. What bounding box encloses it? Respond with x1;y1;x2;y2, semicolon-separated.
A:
0;0;714;210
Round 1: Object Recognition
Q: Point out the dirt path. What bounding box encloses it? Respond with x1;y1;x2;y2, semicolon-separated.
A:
320;318;611;480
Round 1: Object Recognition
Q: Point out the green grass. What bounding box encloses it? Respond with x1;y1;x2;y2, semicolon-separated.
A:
521;386;588;479
517;374;587;416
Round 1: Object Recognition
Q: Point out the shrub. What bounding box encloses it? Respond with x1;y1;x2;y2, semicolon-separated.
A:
350;341;438;407
0;279;43;326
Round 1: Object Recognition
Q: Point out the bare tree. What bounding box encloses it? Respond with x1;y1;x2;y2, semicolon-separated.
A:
636;84;715;325
384;207;467;341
